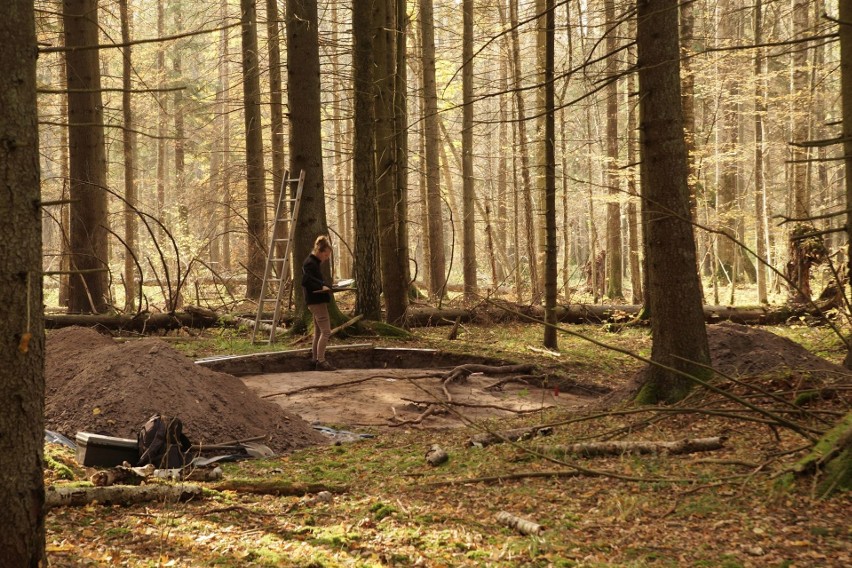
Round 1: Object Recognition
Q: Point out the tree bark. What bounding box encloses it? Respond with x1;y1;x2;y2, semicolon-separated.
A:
753;0;769;304
543;0;557;349
240;0;268;299
119;0;139;313
287;0;329;323
0;1;45;560
509;0;539;303
636;0;711;404
604;0;623;300
462;0;477;302
374;0;408;324
45;484;202;510
266;0;288;268
64;0;110;313
419;0;447;299
352;0;382;320
841;0;852;369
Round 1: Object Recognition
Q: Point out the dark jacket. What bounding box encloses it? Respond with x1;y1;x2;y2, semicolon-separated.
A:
302;254;331;304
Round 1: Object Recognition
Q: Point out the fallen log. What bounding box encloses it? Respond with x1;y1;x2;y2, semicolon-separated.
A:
406;303;815;326
536;436;726;458
45;307;219;331
45;483;203;509
467;427;553;448
496;511;545;536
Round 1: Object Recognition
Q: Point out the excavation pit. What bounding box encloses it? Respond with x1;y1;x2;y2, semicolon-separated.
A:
196;345;593;429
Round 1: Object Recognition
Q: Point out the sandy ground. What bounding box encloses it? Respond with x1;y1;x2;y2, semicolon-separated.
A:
242;368;588;429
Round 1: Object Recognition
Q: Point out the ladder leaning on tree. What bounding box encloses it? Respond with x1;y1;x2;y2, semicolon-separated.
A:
251;169;305;344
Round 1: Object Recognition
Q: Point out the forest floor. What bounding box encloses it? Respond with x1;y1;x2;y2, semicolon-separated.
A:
43;319;852;567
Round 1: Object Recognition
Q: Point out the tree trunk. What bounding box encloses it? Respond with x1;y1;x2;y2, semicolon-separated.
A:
753;0;769;304
352;0;382;320
64;0;110;314
266;0;288;268
842;0;852;369
0;1;45;560
287;0;329;321
605;0;623;300
374;0;408;324
509;0;539;302
219;0;232;270
636;0;711;404
419;0;447;299
330;1;351;279
394;0;411;296
173;6;188;234
716;0;741;285
542;0;557;349
462;0;477;302
240;0;268;299
119;0;138;313
627;38;643;304
156;0;168;242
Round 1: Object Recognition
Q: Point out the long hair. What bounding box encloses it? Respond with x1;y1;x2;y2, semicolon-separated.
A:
312;235;332;255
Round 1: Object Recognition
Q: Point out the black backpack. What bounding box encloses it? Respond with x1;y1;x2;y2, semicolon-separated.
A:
136;414;192;469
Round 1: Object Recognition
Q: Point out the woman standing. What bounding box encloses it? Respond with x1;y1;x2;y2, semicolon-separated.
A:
302;235;336;370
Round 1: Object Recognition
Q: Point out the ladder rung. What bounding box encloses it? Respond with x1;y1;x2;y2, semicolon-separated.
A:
270;258;288;262
273;238;289;242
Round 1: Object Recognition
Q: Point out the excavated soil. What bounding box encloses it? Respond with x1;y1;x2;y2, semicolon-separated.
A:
45;327;327;454
45;322;851;451
706;321;845;379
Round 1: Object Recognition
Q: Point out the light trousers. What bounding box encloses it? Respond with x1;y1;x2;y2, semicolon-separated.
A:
308;303;331;362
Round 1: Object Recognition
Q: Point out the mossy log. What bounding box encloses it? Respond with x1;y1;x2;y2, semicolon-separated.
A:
793;411;852;497
45;483;202;509
536;436;726;458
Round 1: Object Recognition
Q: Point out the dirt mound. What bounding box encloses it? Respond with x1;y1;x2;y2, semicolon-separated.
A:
45;327;327;454
706;322;846;381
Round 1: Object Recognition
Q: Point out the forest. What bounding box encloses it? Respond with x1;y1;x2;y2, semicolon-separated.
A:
2;0;852;565
31;0;848;317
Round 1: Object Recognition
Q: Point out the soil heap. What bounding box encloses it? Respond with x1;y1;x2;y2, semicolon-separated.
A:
45;327;327;454
706;321;846;380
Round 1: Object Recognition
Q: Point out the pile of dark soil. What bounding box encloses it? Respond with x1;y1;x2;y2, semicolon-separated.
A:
45;327;327;454
706;321;846;382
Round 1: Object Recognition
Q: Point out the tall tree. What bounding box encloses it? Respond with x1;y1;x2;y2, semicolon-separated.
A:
0;0;45;561
287;0;329;313
636;0;711;404
64;0;110;313
352;0;381;319
508;0;539;302
543;0;557;349
241;0;267;299
753;0;769;304
841;0;852;368
266;0;287;264
119;0;138;313
374;0;408;323
419;0;447;299
604;0;623;300
462;0;477;301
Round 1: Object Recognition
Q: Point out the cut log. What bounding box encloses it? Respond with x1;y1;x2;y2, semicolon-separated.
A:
45;483;202;509
537;436;726;458
496;511;544;535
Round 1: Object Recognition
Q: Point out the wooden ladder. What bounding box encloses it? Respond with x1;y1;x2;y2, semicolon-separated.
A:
251;169;305;344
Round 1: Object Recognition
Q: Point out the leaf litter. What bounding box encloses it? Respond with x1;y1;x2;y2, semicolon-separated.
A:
43;322;852;566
